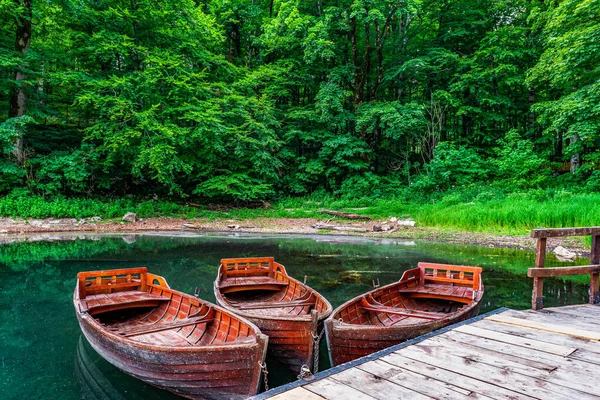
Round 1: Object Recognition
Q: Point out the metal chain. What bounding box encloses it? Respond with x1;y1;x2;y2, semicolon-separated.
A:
297;364;312;380
297;328;325;381
258;361;269;391
311;328;325;374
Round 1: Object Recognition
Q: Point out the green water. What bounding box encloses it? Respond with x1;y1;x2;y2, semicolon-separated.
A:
0;232;592;399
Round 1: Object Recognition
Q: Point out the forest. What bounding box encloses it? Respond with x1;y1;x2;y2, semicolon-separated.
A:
1;0;599;207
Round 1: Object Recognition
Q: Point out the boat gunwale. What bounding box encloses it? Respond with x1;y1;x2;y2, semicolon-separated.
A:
327;265;484;330
214;261;333;323
74;280;268;353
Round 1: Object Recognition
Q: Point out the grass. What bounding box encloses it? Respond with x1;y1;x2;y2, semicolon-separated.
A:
0;189;598;236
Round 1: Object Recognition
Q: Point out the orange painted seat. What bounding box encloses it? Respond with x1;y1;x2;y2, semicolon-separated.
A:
219;276;288;293
82;290;170;315
398;284;476;303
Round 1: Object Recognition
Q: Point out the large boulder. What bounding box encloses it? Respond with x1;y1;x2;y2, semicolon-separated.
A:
553;245;577;261
122;212;138;223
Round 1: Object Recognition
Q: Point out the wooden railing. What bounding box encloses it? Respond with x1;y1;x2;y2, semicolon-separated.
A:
528;227;600;310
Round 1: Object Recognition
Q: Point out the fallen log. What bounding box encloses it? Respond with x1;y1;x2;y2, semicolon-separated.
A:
320;210;371;220
312;223;369;232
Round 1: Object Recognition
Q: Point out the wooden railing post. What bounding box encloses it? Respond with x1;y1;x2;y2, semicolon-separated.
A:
591;235;600;304
532;237;547;310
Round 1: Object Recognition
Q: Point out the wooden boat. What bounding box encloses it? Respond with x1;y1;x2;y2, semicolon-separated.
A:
326;262;484;366
73;267;268;400
213;257;333;374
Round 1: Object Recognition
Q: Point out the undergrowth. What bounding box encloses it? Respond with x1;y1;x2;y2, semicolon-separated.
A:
0;186;598;236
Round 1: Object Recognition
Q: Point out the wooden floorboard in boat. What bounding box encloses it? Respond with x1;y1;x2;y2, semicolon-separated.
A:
253;305;600;400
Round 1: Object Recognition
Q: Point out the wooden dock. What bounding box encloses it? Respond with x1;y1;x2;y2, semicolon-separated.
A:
253;305;600;400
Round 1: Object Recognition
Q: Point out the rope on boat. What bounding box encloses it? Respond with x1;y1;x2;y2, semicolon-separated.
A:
258;361;269;391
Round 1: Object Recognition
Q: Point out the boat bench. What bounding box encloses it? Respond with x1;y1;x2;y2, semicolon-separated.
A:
219;276;289;294
399;284;475;304
82;291;170;315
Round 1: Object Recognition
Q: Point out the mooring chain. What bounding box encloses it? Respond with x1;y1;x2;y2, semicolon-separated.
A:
311;328;325;374
297;364;312;380
258;361;269;391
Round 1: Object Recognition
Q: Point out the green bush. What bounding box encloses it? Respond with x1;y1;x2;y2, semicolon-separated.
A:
494;130;551;188
412;143;489;192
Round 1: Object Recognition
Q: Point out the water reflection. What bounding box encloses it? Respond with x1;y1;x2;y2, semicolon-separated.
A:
75;336;177;400
0;232;592;400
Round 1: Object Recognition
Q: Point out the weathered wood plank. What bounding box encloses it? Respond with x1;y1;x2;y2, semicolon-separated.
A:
531;227;600;238
269;387;326;400
358;359;488;400
442;330;600;396
520;308;600;331
304;378;378;400
470;319;600;357
397;337;596;400
381;353;537;400
541;305;600;321
454;324;576;356
527;265;600;278
486;312;600;340
329;367;433;400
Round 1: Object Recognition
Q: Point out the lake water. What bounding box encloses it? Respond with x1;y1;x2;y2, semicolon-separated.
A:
0;232;591;399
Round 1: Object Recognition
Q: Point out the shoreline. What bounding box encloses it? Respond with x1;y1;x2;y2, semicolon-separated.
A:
0;216;589;256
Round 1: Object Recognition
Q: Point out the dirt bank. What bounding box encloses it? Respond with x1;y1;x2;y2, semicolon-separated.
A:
0;216;589;256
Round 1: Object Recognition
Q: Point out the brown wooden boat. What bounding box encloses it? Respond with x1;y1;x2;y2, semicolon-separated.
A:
213;257;332;374
73;267;268;400
326;262;484;366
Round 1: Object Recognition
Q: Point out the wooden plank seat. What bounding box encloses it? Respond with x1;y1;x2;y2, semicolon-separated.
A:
219;276;289;294
398;284;476;304
359;297;447;320
118;315;215;337
237;296;316;310
82;290;170;315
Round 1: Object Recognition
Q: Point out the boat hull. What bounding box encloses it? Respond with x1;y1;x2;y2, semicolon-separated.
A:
77;311;267;400
326;301;481;366
239;314;318;373
213;257;332;375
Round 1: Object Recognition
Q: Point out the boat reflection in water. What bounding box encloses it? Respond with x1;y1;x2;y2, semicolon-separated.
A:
75;336;177;400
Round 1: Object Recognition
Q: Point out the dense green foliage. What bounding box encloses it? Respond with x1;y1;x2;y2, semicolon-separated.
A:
1;0;598;201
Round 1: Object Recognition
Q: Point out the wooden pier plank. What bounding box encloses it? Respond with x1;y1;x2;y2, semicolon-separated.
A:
357;359;490;400
397;337;596;400
442;330;600;396
380;353;537;400
269;387;326;400
454;324;577;356
539;304;600;319
470;319;600;354
486;313;600;340
303;378;378;400
328;367;434;400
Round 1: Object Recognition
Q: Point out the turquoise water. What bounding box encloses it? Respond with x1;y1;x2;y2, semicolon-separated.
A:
0;232;591;399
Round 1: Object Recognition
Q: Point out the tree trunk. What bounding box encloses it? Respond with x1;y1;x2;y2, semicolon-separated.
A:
8;0;32;165
570;134;580;174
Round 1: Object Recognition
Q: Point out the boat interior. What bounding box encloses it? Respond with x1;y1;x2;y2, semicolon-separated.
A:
76;268;256;347
335;262;483;326
218;257;330;317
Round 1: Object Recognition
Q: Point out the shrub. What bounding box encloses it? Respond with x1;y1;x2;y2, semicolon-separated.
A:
412;143;489;192
494;130;550;188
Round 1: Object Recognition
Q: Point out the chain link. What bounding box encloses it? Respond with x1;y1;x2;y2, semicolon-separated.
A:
258;361;269;391
297;364;312;380
311;328;325;374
